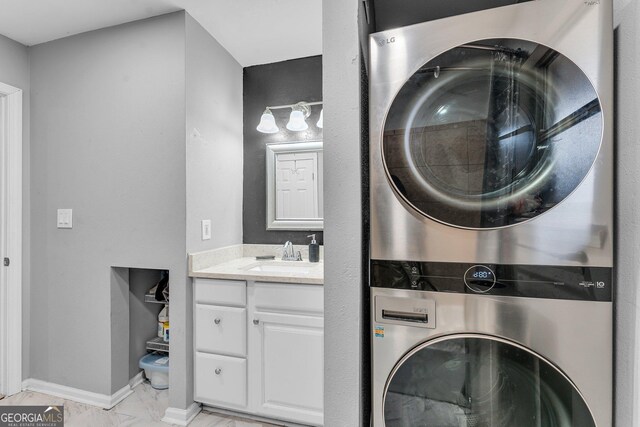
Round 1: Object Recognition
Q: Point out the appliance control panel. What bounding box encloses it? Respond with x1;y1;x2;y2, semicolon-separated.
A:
371;259;612;302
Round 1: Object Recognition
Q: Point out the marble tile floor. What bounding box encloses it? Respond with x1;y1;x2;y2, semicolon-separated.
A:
0;381;282;426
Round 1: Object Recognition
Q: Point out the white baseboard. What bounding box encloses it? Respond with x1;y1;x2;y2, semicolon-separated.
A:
21;378;133;410
162;402;202;426
129;371;145;389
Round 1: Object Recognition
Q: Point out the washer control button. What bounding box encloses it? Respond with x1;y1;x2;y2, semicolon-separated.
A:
464;265;497;293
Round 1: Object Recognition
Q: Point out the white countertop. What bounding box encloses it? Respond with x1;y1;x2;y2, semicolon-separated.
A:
189;244;324;285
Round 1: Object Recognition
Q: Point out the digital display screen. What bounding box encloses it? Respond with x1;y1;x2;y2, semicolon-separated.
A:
464;265;497;293
472;270;493;279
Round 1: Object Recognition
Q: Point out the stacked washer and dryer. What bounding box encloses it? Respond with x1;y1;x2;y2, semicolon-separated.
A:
369;1;613;426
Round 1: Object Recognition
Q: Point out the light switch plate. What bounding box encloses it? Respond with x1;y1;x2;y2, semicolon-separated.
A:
57;209;73;229
201;219;211;240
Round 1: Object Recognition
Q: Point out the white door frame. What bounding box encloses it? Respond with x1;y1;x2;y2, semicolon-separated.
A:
0;82;22;396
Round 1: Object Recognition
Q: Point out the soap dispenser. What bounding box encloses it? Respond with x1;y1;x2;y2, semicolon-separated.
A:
307;234;319;263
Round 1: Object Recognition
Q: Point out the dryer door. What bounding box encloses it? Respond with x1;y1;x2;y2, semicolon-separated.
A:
382;38;602;229
383;334;595;427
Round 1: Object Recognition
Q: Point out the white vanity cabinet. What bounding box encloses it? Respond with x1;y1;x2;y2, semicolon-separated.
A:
248;282;324;426
193;277;324;426
194;278;248;410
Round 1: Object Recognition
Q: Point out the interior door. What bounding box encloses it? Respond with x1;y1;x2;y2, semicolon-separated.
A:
381;38;603;229
383;335;595;426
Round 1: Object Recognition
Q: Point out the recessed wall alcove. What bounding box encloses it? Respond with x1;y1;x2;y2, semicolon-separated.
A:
110;267;170;393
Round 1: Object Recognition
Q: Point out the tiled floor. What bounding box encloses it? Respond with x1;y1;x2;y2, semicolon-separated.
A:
0;381;281;426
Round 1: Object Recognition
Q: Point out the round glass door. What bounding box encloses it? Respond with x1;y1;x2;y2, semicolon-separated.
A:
382;39;602;228
383;335;595;427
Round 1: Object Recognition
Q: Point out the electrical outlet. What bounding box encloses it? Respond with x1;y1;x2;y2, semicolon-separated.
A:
201;220;212;240
57;209;73;229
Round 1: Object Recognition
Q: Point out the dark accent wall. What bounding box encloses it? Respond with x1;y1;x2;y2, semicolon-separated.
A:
243;56;324;245
370;0;532;31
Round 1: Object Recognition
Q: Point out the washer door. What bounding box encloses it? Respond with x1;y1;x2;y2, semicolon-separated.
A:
382;38;602;229
383;335;595;427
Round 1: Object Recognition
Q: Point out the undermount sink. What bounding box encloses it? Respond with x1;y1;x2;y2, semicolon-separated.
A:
244;263;312;275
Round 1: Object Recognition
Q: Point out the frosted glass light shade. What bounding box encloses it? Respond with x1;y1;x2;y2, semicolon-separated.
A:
286;110;308;131
257;110;280;134
316;109;323;128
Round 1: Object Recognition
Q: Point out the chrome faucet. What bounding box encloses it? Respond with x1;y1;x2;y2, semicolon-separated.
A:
282;241;302;261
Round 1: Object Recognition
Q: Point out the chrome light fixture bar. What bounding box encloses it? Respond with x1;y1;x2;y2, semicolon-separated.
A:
256;101;323;134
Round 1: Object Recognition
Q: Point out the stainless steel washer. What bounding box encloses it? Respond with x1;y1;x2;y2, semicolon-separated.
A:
371;277;612;426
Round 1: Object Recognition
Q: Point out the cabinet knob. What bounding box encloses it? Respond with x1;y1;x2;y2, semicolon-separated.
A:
215;368;222;375
214;318;221;325
253;319;260;325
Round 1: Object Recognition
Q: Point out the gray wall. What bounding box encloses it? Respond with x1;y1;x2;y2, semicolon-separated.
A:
614;0;640;425
29;12;187;397
186;14;243;253
0;34;31;380
323;1;364;425
110;267;130;394
183;12;244;408
243;56;324;245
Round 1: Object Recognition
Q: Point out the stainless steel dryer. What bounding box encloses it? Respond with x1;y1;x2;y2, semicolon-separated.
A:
369;0;613;266
369;1;613;426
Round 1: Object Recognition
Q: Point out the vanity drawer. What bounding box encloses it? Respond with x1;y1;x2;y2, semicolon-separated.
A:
194;278;246;306
195;304;246;357
252;282;324;315
195;352;247;409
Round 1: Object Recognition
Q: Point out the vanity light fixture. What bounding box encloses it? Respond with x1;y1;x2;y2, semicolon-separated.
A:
256;108;280;134
286;102;310;131
256;101;323;134
316;109;323;129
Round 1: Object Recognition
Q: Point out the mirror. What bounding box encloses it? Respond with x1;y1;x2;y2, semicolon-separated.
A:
266;141;323;230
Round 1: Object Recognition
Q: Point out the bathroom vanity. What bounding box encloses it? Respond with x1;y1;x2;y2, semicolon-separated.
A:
189;245;324;426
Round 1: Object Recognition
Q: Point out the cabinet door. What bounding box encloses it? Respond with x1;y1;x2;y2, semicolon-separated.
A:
249;310;324;426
